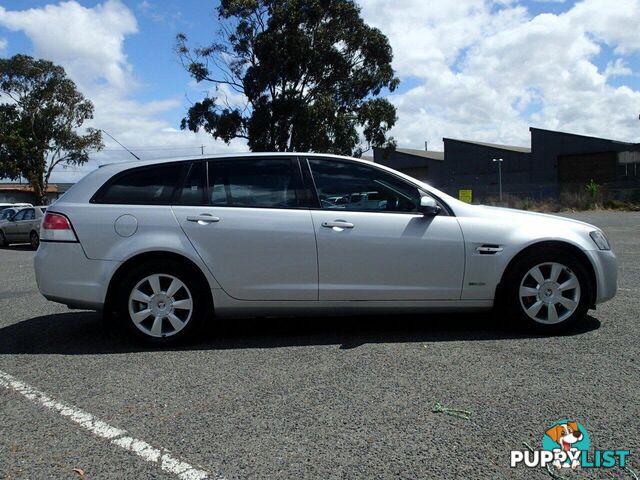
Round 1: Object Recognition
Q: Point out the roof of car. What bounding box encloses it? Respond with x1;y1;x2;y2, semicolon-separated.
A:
98;152;365;172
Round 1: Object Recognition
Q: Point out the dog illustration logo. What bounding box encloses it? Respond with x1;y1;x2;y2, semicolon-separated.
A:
542;420;590;469
511;419;630;470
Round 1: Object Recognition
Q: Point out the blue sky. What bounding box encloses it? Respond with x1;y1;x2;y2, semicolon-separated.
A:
1;0;639;181
2;0;219;132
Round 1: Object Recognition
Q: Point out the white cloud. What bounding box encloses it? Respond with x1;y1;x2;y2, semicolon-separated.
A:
604;58;633;77
0;37;6;51
360;0;640;149
0;0;246;183
0;0;137;90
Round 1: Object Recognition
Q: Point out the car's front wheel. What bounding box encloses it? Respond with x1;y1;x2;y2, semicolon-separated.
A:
503;248;592;332
0;231;7;247
116;260;209;345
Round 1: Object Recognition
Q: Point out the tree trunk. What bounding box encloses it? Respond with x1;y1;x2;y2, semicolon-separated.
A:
29;176;47;206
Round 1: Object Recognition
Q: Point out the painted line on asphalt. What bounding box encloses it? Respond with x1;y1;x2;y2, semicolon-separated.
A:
0;369;221;480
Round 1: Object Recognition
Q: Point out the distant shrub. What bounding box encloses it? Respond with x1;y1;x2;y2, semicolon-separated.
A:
476;187;639;212
585;179;601;208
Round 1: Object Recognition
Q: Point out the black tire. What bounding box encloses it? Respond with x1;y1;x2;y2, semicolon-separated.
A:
115;259;211;346
502;247;592;333
30;231;40;250
0;231;7;247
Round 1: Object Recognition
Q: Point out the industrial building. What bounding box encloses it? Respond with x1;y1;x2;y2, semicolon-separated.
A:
0;183;73;204
374;127;640;202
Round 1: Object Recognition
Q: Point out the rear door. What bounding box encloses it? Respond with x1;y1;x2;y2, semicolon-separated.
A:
10;208;34;241
173;158;318;301
20;208;37;240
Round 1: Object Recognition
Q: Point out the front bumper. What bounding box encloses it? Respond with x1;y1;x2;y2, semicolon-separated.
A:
34;242;119;310
585;249;618;305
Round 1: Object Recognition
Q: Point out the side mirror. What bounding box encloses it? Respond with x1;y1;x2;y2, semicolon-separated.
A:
418;195;440;216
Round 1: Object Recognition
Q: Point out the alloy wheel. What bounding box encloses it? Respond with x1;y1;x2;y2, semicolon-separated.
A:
128;273;194;338
518;262;581;325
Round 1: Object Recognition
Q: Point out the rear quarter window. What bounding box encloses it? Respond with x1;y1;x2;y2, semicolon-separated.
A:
92;163;183;205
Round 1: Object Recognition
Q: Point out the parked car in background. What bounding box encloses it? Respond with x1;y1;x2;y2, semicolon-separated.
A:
0;202;32;215
0;207;19;223
1;206;27;223
0;206;47;249
34;153;617;345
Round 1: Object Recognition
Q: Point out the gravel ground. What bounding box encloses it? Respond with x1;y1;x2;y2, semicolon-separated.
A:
0;211;638;479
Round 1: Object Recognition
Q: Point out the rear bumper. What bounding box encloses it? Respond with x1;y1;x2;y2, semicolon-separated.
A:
34;241;118;310
586;249;618;305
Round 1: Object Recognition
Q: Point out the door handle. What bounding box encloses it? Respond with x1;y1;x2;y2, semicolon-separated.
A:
187;214;220;224
321;220;354;229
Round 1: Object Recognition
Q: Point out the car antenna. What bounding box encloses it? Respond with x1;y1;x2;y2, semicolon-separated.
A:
100;129;141;161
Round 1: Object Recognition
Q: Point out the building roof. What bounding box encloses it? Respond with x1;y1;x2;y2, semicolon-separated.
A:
530;127;640;148
444;138;531;153
0;183;59;193
394;148;445;161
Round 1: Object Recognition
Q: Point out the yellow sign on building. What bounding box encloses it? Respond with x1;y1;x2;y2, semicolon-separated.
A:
458;189;472;203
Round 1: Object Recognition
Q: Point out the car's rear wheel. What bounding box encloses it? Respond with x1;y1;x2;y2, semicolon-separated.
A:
0;231;7;247
30;231;40;249
503;248;592;332
116;260;209;345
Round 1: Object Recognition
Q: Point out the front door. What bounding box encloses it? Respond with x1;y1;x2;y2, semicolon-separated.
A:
306;159;465;301
173;159;318;301
4;208;28;241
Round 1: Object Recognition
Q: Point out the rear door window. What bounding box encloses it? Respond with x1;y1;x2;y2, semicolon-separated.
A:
94;163;183;204
22;209;35;220
12;209;27;221
175;162;206;205
208;159;299;208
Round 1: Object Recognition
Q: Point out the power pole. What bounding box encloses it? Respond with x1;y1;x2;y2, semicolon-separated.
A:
200;145;205;155
492;158;504;202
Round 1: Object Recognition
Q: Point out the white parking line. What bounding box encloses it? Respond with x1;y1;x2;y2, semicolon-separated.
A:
0;369;220;480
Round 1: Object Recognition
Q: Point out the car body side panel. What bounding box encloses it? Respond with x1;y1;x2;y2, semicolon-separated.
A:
311;211;465;300
46;203;221;290
35;241;119;309
457;208;607;301
2;220;17;240
210;286;493;318
173;206;318;301
585;249;617;304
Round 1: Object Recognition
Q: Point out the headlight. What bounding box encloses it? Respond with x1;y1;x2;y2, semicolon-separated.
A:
589;230;610;250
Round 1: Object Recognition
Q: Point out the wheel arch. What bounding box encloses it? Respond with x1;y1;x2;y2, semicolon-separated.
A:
104;251;214;314
496;240;597;308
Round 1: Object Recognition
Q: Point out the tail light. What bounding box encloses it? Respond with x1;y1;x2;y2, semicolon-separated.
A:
41;212;78;242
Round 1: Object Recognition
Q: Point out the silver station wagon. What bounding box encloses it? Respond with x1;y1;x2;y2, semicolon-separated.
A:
34;153;617;344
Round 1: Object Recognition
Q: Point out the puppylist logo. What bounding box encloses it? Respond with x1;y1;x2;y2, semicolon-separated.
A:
511;420;631;471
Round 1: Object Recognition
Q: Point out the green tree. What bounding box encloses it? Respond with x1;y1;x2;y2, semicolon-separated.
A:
177;0;399;156
0;54;103;204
